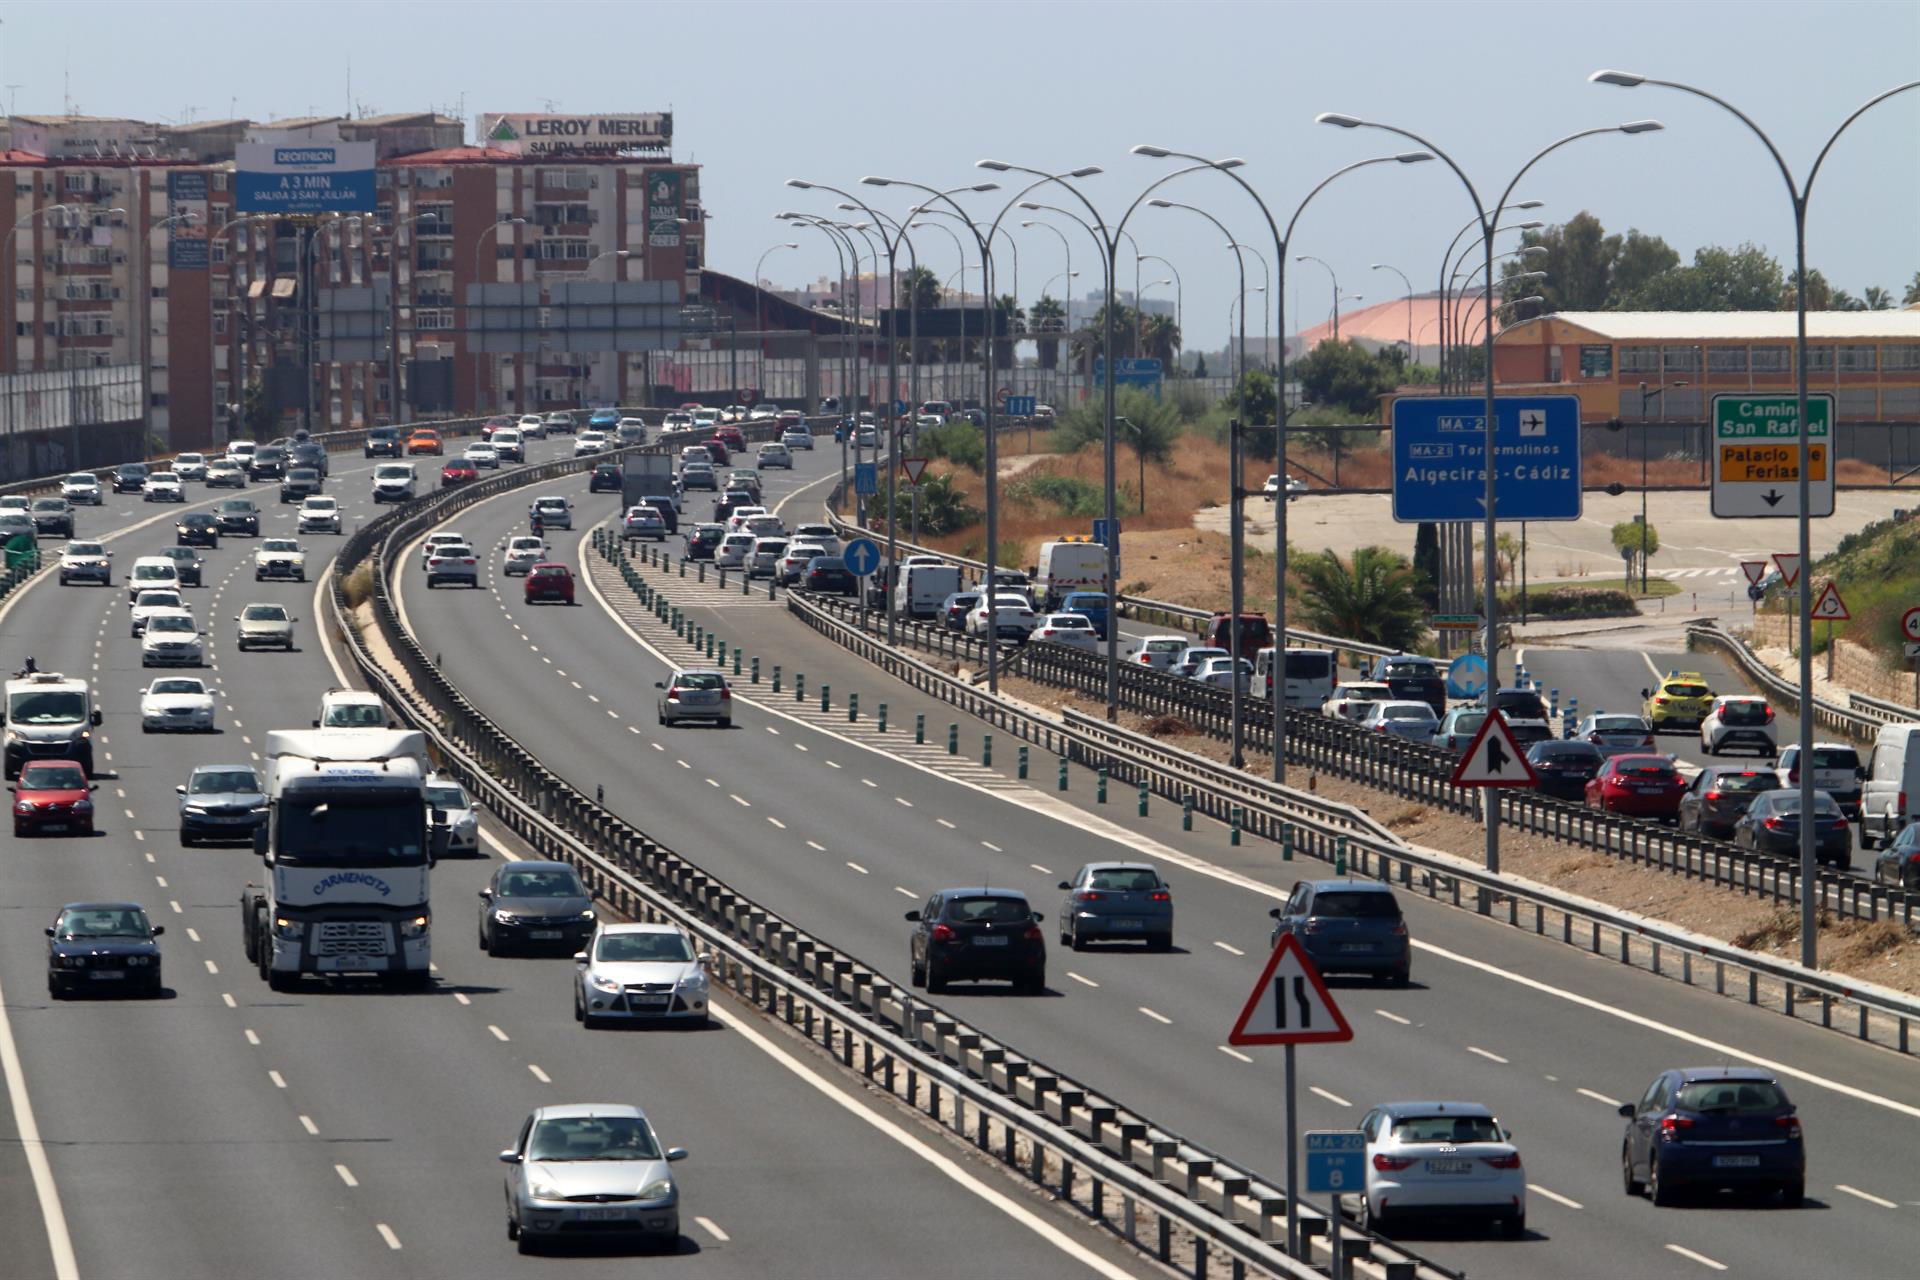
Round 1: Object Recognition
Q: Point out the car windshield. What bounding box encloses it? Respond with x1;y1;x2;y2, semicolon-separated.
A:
323;703;384;727
1675;1080;1789;1114
220;502;254;513
1447;712;1488;734
191;769;258;794
945;896;1033;923
1285;652;1332;678
498;868;582;898
1088;868;1161;891
67;543;105;556
243;605;288;621
22;764;86;789
1310;891;1402;920
1620;761;1679;778
56;908;150;939
65;474;94;484
1806;747;1861;770
596;932;695;963
1594;716;1647;733
263;541;299;552
305;499;336;510
508;538;543;551
1532;744;1601;764
1383;706;1433;721
527;1116;661;1163
1712;772;1778;793
275;796;423;867
1761;793;1842;816
137;591;181;607
376;466;411;479
529;566;566;578
423;784;467;809
148;616;194;633
1720;700;1770;725
1050;616;1091;629
8;691;85;725
32;500;63;512
1392;1114;1503;1143
1381;660;1435;678
1665;683;1710;699
1494;691;1548;718
1144;640;1185;654
675;673;726;691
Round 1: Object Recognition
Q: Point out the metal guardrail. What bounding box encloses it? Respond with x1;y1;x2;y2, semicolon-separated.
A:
773;589;1920;1058
1687;622;1887;741
324;442;1385;1280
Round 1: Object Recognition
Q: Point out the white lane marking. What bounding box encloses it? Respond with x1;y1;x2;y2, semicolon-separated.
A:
861;777;877;788
936;818;956;829
454;993;472;1006
1529;1183;1584;1209
1310;1086;1352;1108
825;760;841;769
767;816;786;829
376;1223;402;1251
0;969;80;1279
299;1115;320;1136
221;993;237;1008
1214;940;1246;956
807;840;827;852
243;1029;260;1046
170;900;182;914
1139;1007;1172;1025
694;1215;730;1243
705;777;720;788
1664;1244;1727;1271
1219;1045;1253;1064
895;796;913;808
730;793;750;806
186;928;201;943
488;1025;510;1042
1834;1183;1898;1209
709;1001;1138;1280
893;886;917;898
1577;1087;1623;1108
1375;1009;1411;1025
766;726;779;735
845;861;868;874
1028;863;1050;876
143;852;155;863
1467;1045;1509;1064
982;842;1002;852
154;875;169;888
335;1164;359;1188
528;1064;551;1083
268;1070;287;1089
1067;972;1099;988
796;743;810;753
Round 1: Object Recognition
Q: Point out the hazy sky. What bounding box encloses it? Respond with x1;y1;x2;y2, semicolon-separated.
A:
7;0;1916;349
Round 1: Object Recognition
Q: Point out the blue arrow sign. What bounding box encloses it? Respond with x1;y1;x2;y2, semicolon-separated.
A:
1447;653;1488;700
1305;1131;1366;1194
1391;395;1582;523
854;462;878;496
843;537;882;578
1005;395;1037;418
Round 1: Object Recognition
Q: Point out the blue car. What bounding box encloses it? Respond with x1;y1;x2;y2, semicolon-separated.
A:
588;408;620;431
1268;879;1410;984
1619;1067;1804;1205
1059;591;1111;640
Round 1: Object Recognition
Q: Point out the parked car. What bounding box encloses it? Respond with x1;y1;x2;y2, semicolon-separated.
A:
1732;789;1852;868
1678;765;1783;839
1619;1067;1803;1206
1268;879;1409;985
1585;753;1686;821
1056;862;1172;950
906;888;1046;993
1526;739;1604;801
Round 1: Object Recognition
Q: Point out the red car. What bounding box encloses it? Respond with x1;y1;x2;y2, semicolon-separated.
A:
523;562;575;605
1585;753;1686;821
716;425;747;453
702;438;731;466
12;760;96;837
440;459;479;488
480;415;515;439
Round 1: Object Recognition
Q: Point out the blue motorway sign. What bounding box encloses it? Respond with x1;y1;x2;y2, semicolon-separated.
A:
1005;395;1037;418
893;400;909;417
843;537;882;578
1447;653;1489;700
1391;395;1582;523
1305;1131;1366;1195
854;462;878;496
1092;518;1120;550
1092;357;1164;393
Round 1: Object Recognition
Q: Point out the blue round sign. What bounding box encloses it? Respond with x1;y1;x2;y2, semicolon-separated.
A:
1447;653;1488;700
843;537;882;578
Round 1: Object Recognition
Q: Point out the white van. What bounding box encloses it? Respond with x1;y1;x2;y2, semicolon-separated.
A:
1256;646;1336;709
1856;726;1915;848
895;562;962;620
1035;538;1108;610
371;463;417;504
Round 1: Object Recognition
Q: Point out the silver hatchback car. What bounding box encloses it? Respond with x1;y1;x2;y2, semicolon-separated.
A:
1058;861;1174;950
501;1104;687;1254
655;669;731;728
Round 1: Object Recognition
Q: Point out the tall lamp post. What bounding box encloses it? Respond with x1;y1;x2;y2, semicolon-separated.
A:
1317;108;1664;890
469;217;526;417
1293;254;1341;341
305;215;362;432
1636;379;1686;591
1371;262;1413;360
753;240;799;401
1022;219;1078;405
1436;206;1543;389
211;212;274;442
910;216;969;406
1232;243;1271;370
1137;253;1183;369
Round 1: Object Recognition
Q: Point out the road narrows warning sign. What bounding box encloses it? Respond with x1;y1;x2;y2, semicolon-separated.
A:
1228;934;1353;1046
1449;709;1539;788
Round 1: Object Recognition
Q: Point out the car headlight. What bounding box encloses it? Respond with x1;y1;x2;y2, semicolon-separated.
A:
578;909;596;922
492;911;519;926
527;1178;564;1201
272;917;303;940
71;800;92;813
677;968;708;989
589;973;621;993
15;801;35;813
399;915;430;938
638;1178;675;1202
182;804;209;815
126;955;151;967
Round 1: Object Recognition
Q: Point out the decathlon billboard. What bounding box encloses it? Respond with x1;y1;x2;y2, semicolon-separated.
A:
234;142;377;214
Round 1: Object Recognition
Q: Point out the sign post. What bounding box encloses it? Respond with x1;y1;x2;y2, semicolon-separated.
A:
1306;1130;1365;1278
1710;394;1835;518
845;536;880;633
1811;581;1849;681
1228;933;1353;1258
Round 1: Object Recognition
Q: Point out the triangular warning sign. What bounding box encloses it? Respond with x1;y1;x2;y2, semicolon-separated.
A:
1810;581;1849;621
1740;561;1768;586
900;457;929;485
1450;709;1539;788
1228;933;1354;1047
1773;553;1802;589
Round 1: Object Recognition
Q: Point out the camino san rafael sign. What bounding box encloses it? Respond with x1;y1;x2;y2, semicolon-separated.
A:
479;112;673;156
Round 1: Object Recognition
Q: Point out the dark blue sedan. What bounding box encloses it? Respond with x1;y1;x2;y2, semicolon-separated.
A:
1268;879;1410;985
47;902;164;998
1619;1067;1804;1205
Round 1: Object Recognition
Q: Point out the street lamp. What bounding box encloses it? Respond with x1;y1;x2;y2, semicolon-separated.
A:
1593;70;1917;968
1635;379;1687;591
1370;262;1414;359
1437;207;1544;391
1317;107;1662;889
210;213;275;442
1022;219;1078;405
1137;253;1183;368
753;240;799;402
469;216;526;416
378;211;442;424
306;214;362;432
1232;243;1270;371
1293;254;1341;341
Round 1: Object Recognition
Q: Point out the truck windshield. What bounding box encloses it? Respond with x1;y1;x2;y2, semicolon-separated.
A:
275;795;426;868
9;691;85;725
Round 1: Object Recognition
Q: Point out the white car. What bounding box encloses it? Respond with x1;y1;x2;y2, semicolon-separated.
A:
1172;646;1230;679
253;538;307;582
140;676;215;732
172;453;208;481
464;442;500;469
714;533;754;569
781;427;814;452
967;594;1039;641
574;922;712;1026
143;473;186;503
1323;681;1395;721
1700;695;1777;757
57;541;112;586
1124;635;1190;671
665;412;696;433
530;496;572;531
725;506;769;534
615;417;648;445
60;473;103;505
297;496;342;535
205;458;246;488
776;542;827;586
140;611;205;667
502;536;548;577
1031;612;1099;650
747;537;789;579
126;556;182;602
234;602;296;652
515;413;547;440
678;444;710;468
1262;473;1308;501
740;514;785;540
491;428;525;462
130;588;189;635
420;532;468;570
756;442;793;470
1357;698;1440;741
424;542;479;588
572;431;609;458
692;408;720;429
226;440;257;463
424;773;479;855
723;404;749;423
1343;1101;1527;1238
790;523;839;554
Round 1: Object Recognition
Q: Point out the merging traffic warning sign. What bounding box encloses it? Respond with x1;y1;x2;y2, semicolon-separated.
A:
1449;709;1539;788
1228;933;1354;1047
1740;561;1769;586
1773;552;1802;589
1811;581;1849;621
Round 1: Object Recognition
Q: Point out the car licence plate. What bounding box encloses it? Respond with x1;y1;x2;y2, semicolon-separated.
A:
1339;942;1374;953
972;936;1009;947
317;955;378;971
1426;1159;1473;1174
1109;918;1144;931
1712;1155;1761;1168
577;1208;634;1221
529;930;562;940
90;971;126;981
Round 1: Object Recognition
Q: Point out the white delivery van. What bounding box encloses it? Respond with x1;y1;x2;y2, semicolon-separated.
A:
1857;725;1919;848
895;562;962;620
1035;538;1108;610
1256;646;1336;709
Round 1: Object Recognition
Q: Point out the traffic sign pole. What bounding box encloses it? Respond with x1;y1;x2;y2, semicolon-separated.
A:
1285;1044;1299;1258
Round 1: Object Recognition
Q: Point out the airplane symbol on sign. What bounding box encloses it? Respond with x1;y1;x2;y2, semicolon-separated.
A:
1519;411;1546;437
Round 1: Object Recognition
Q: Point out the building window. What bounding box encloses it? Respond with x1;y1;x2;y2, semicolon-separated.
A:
1578;345;1611;378
1751;345;1790;373
684;239;701;272
1883;344;1920;372
1837;344;1877;373
413;167;454;190
537;238;590;261
1837;388;1878;419
1618;345;1659;375
1801;345;1834;373
1662;345;1700;373
1546;345;1563;382
212;173;229;191
1707;346;1747;374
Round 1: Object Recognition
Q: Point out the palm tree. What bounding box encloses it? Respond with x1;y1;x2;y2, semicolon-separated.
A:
992;294;1024;370
1862;285;1895;311
1290;546;1426;651
1140;312;1181;366
1029;295;1066;370
1905;270;1920;306
894;265;941;365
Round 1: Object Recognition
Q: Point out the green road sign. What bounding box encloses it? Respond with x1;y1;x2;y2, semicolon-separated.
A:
1710;393;1835;519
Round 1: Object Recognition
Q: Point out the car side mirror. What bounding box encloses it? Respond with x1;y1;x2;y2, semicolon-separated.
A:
1056;881;1072;891
1031;911;1044;923
252;826;269;857
175;784;187;795
903;910;921;922
1639;688;1650;699
88;783;98;792
312;719;320;728
497;1150;522;1165
1857;767;1868;780
1268;907;1283;919
90;709;103;727
654;681;665;689
150;926;164;937
478;888;493;900
1617;1103;1636;1118
572;952;589;965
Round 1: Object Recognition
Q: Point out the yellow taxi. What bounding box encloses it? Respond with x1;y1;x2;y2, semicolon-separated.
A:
1641;670;1715;732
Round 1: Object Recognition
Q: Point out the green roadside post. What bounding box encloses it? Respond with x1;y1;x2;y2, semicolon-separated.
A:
1138;781;1149;817
848;692;859;723
1058;758;1068;791
1018;745;1029;780
1183;793;1194;831
1281;822;1294;862
1336;836;1348;876
915;713;925;745
878;703;888;733
947;723;958;755
733;647;742;676
772;664;782;693
982;734;992;767
1231;807;1243;847
795;672;805;702
821;683;830;713
1097;768;1108;804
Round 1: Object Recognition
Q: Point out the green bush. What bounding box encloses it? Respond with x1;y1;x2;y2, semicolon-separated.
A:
1501;587;1638;619
918;421;984;472
1008;474;1110;518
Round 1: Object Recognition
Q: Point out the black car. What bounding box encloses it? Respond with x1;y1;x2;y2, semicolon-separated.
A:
279;468;322;503
803;556;856;595
365;427;402;458
724;475;763;505
588;462;623;493
112;462;150;493
478;860;596;955
906;887;1046;993
158;546;204;588
30;499;74;537
713;492;754;523
1375;654;1447;716
684;523;724;560
1526;740;1604;801
247;445;287;481
288;440;329;476
639;495;678;534
1619;1067;1804;1205
1872;822;1920;889
1679;766;1782;839
1732;790;1852;868
176;512;220;548
46;902;164;998
216;499;260;537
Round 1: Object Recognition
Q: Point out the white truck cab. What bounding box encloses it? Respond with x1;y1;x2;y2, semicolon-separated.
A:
4;669;102;777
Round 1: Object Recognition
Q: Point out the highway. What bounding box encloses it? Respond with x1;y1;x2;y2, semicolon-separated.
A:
397;440;1920;1279
0;436;1149;1280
